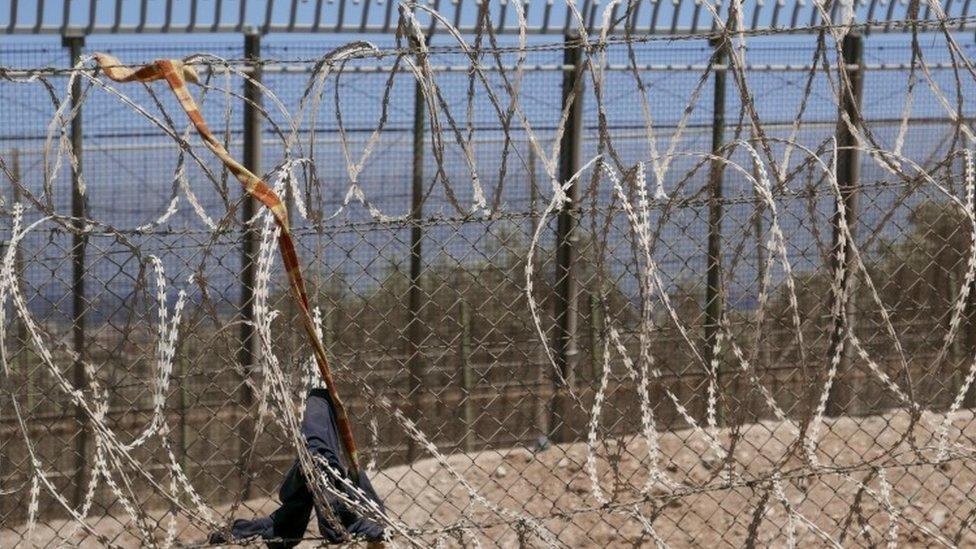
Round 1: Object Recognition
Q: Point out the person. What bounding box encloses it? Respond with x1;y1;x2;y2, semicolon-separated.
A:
211;388;386;548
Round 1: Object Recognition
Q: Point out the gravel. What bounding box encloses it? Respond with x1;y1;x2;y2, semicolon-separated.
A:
5;408;976;547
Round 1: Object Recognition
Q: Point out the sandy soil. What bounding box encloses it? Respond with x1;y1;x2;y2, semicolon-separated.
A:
5;409;976;547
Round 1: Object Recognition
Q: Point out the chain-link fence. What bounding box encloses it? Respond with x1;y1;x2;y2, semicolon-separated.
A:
3;28;976;547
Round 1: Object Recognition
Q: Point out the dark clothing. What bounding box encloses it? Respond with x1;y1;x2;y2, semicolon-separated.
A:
219;389;385;548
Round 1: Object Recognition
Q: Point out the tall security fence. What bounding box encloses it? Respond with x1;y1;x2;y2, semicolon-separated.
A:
3;12;976;547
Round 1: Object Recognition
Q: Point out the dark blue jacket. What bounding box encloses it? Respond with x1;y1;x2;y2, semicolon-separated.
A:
217;388;386;547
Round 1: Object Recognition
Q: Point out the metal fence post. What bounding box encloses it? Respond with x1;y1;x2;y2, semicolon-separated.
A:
527;147;551;440
63;32;90;509
8;149;32;413
705;37;727;422
178;356;188;468
406;34;428;462
966;168;976;408
552;31;584;443
238;28;262;498
324;306;335;355
826;33;863;417
460;298;475;452
589;292;602;381
750;159;770;403
0;148;23;488
949;269;965;398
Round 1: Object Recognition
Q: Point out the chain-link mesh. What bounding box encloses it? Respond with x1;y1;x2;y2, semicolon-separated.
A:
3;25;976;548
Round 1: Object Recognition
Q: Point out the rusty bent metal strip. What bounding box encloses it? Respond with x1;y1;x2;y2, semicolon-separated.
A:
93;53;363;480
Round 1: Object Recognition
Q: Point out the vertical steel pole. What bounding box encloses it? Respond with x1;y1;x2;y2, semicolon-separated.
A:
826;33;863;417
324;306;335;356
1;148;23;487
63;33;90;509
528;148;550;440
966;170;976;409
406;34;428;462
238;29;262;498
552;31;584;443
705;38;727;421
178;356;188;468
949;270;965;399
589;292;602;381
9;149;31;412
460;298;475;452
752;164;768;412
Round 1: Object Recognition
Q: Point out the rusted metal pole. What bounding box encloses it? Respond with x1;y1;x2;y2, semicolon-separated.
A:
405;33;428;462
826;33;863;417
283;115;299;367
552;31;584;443
63;32;90;509
238;29;262;498
705;37;727;422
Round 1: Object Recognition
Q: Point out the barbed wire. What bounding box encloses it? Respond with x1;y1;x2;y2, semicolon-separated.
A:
3;1;976;546
3;14;976;80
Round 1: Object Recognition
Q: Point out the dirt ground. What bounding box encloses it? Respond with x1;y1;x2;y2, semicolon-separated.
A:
5;409;976;547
